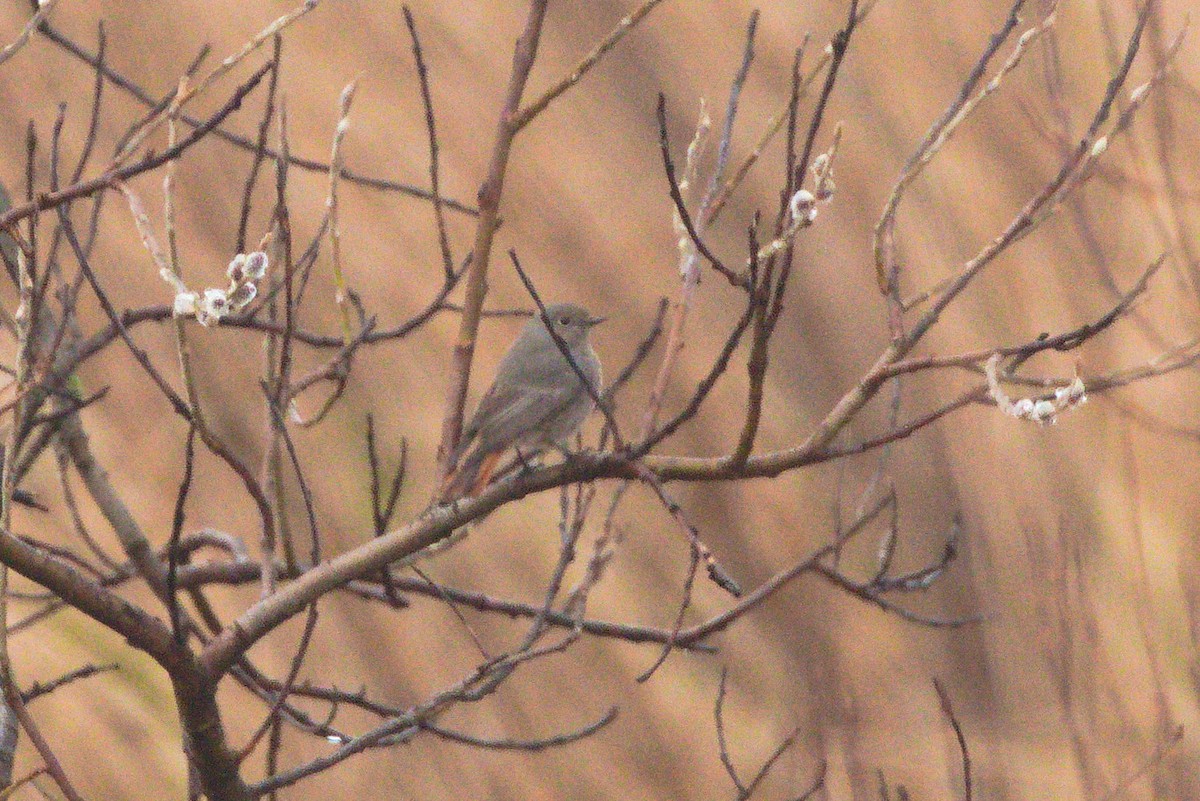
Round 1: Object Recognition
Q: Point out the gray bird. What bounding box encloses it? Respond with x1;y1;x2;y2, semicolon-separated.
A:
442;303;604;499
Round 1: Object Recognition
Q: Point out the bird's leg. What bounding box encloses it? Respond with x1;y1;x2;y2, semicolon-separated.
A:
551;433;591;461
550;441;576;460
512;447;539;475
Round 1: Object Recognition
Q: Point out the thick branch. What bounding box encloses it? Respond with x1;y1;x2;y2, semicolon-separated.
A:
434;0;549;481
0;527;181;670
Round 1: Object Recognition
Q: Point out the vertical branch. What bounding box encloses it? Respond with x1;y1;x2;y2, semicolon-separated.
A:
934;679;972;801
260;382;322;566
0;697;12;788
707;1;882;221
639;12;757;442
236;34;282;254
167;426;198;645
156;78;214;441
71;22;108;188
22;124;37;293
638;97;706;440
0;192;34;800
238;604;319;762
172;675;253;801
873;0;1029;295
729;0;856;467
262;99;295;589
327;78;358;344
435;0;549;484
2;693;85;801
402;7;455;281
365;414;405;605
789;0;857;194
728;48;804;468
706;10;758;205
714;668;747;796
0;144;85;801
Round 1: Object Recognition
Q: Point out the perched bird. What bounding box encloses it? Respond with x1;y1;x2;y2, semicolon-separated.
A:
442;303;604;500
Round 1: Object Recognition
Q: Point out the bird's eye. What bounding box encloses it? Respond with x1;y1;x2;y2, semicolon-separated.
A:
558;316;570;325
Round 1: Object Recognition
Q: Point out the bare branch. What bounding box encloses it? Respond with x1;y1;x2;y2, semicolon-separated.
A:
934;679;972;801
421;706;618;751
0;62;273;231
435;0;550;484
511;0;667;132
0;0;59;69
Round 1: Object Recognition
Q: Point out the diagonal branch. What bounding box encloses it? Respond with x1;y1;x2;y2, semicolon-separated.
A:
0;62;272;232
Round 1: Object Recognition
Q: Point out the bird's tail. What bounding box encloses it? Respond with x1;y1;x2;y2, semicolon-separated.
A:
440;448;503;502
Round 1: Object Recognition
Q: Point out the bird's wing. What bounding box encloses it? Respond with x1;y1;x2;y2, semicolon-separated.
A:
471;380;585;453
453;380;547;462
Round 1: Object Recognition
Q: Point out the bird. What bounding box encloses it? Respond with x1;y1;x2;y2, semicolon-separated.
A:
442;303;604;500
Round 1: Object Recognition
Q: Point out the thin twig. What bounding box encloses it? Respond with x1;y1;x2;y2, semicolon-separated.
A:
402;6;455;280
365;415;405;606
21;663;119;704
4;691;85;801
656;96;745;287
177;558;715;650
236;34;282;253
933;678;972;801
421;706;617;750
0;0;60;69
714;667;747;795
0;62;273;231
511;0;668;132
875;0;1038;294
238;604;319;760
167;426;197;645
112;0;321;167
327;78;359;344
36;19;479;213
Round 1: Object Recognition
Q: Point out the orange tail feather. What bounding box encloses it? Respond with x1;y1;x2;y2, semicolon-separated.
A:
441;450;504;501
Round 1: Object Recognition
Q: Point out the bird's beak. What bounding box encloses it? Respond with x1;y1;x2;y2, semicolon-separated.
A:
586;315;606;328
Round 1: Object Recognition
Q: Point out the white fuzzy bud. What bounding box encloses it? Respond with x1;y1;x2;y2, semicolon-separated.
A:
790;189;817;223
228;281;257;310
173;291;199;317
196;288;230;327
986;354;1087;426
1032;399;1057;422
226;253;247;282
242;251;268;280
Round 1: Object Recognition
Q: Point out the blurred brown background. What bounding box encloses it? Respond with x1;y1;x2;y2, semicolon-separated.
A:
4;0;1200;798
